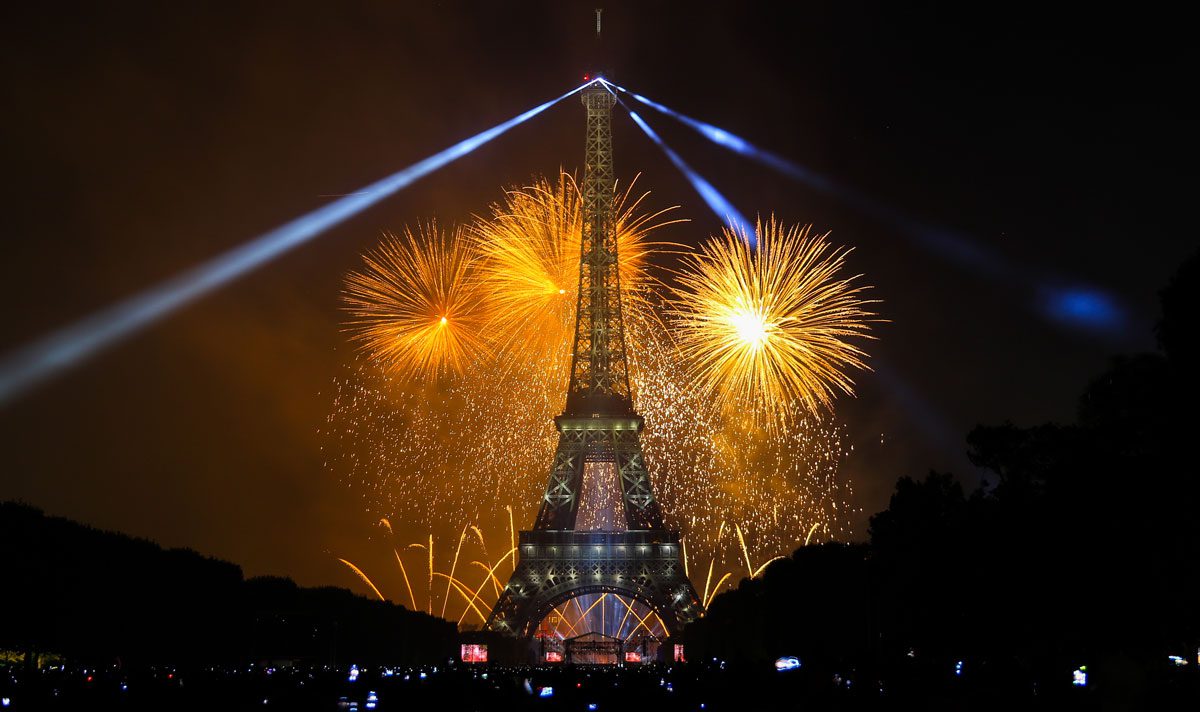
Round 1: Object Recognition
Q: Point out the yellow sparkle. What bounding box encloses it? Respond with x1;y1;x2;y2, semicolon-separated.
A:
669;216;879;424
728;305;771;349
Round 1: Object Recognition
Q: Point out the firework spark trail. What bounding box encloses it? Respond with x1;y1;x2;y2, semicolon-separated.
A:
752;556;787;578
393;547;418;610
628;308;858;558
554;606;578;638
467;525;499;597
702;557;717;610
704;573;732;608
506;506;516;574
322;175;867;622
378;524;669;636
337;558;386;602
324;386;855;617
343;518;787;630
613;596;663;637
469;173;579;365
441;525;469;618
379;517;419;607
551;593;664;639
470;525;488;553
736;523;753;578
457;549;518;626
619;600;638;638
468;560;502;600
805;521;821;546
431;572;489;622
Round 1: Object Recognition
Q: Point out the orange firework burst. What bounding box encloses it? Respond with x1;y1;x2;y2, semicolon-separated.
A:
324;188;870;620
669;217;878;421
342;222;491;380
469;171;680;365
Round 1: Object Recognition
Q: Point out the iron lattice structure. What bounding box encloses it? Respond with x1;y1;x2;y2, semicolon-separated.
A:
485;83;702;639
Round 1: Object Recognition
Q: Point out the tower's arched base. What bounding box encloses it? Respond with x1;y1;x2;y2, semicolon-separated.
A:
485;530;703;639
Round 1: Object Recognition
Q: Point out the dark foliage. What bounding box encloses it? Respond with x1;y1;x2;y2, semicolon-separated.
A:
0;503;456;665
685;252;1200;703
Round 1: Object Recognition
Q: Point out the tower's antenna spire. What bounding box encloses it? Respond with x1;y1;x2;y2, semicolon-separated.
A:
595;8;603;39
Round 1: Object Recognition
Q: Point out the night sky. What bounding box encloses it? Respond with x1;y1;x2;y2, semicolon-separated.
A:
0;2;1190;593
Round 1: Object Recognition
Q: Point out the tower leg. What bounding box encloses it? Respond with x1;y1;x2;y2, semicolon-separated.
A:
534;429;587;531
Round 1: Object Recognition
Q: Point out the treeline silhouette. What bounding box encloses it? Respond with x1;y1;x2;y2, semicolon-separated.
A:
0;503;456;666
686;253;1199;698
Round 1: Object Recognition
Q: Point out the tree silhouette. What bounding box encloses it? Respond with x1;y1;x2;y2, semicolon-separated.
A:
686;251;1200;704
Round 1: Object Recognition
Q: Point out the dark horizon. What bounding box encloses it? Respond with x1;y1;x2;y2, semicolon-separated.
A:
0;1;1192;596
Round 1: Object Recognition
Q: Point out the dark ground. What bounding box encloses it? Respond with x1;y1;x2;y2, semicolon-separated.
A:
4;659;1196;712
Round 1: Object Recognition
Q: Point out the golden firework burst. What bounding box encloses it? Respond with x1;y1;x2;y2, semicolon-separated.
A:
342;222;491;380
469;171;681;366
669;217;878;421
325;189;869;620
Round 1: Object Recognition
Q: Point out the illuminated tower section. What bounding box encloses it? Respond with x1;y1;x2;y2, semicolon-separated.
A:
485;82;702;640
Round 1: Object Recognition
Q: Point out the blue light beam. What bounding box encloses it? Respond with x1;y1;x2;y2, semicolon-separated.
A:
603;80;1129;338
605;89;752;244
0;82;592;406
602;79;997;268
603;82;965;459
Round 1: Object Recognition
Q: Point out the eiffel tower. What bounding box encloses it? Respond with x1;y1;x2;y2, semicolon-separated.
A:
484;81;703;639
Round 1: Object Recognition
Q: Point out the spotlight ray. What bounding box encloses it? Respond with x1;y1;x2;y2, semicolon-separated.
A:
604;88;751;242
0;81;593;406
603;79;1128;337
603;78;999;267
